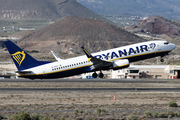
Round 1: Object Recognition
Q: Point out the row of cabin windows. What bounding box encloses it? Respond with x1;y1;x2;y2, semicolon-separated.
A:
52;61;87;71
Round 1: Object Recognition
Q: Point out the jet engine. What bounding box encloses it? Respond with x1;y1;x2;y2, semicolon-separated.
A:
112;59;129;70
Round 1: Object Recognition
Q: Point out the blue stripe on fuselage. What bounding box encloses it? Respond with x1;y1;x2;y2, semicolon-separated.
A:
18;50;170;79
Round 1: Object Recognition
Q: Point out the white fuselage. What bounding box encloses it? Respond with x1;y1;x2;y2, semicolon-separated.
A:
18;40;176;79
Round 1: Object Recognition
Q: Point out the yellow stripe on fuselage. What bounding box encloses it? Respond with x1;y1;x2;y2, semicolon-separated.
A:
18;50;170;77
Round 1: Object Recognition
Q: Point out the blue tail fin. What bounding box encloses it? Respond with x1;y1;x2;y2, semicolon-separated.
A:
4;40;51;71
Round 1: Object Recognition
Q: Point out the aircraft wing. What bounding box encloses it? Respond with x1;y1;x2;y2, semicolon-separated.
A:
81;46;112;70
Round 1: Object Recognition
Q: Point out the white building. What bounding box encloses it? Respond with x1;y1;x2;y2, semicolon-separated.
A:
81;65;179;79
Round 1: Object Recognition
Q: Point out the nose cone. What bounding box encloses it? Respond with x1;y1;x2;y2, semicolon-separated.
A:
171;43;176;50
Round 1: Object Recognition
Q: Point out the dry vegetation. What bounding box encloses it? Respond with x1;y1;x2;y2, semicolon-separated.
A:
0;80;180;119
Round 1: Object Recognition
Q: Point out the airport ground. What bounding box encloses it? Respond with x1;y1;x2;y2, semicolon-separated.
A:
0;79;180;119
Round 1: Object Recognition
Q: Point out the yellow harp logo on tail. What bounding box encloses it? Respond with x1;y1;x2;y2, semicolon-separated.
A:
11;51;26;66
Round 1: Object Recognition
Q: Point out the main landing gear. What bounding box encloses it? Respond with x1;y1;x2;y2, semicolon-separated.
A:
160;58;164;62
92;72;98;78
92;71;104;78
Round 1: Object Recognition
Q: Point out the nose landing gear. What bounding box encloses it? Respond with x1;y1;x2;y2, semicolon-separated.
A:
160;58;164;62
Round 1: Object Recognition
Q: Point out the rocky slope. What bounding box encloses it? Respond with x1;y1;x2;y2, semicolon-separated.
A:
17;16;145;54
126;16;180;38
0;0;113;24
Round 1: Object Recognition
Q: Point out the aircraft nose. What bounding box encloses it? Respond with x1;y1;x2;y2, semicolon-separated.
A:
171;43;176;50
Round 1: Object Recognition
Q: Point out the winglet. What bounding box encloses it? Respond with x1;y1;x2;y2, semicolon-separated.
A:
81;46;93;62
51;51;63;61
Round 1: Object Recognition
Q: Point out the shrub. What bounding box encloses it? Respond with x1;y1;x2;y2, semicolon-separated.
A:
151;111;158;118
174;112;180;117
167;101;178;107
31;114;41;120
157;112;167;118
61;116;66;120
168;115;172;118
94;108;106;115
144;111;152;117
31;50;39;53
79;110;83;113
74;109;78;115
41;116;51;120
166;111;175;117
100;108;105;113
12;110;31;120
95;108;101;115
126;114;138;120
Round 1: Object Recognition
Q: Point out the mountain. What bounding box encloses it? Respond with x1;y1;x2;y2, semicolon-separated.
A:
17;16;145;54
126;16;180;38
77;0;180;20
0;0;113;24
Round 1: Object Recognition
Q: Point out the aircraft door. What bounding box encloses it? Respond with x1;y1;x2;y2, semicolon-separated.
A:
157;44;161;51
43;67;47;77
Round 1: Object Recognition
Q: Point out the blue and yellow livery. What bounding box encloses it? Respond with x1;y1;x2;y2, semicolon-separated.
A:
4;40;176;79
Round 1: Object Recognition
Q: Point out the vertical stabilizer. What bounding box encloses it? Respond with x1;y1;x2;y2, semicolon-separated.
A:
4;40;50;71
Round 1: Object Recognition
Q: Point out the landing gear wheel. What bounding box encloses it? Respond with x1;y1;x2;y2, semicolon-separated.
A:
92;72;98;78
160;58;164;62
99;72;104;78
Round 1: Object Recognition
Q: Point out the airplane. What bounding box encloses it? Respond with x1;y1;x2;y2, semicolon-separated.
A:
4;40;176;79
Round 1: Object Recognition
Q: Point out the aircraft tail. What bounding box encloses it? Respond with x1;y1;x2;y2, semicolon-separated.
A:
4;40;51;71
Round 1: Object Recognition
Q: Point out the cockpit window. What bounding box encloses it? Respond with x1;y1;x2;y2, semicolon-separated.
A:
164;42;169;45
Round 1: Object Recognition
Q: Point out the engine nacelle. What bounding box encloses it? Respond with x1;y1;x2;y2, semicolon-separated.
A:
113;59;130;70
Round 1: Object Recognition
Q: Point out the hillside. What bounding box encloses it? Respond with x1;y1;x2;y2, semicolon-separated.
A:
0;0;113;24
78;0;180;20
126;16;180;38
17;16;145;54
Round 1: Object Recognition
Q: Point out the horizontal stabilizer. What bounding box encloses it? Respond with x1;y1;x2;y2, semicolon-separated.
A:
16;71;32;73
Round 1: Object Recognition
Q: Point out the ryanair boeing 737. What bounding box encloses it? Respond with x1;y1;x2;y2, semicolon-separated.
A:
4;40;176;79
